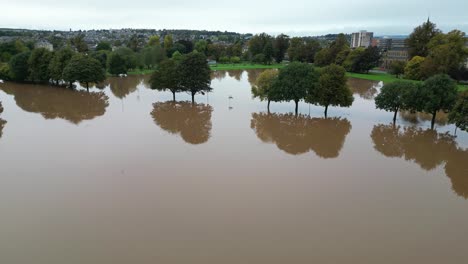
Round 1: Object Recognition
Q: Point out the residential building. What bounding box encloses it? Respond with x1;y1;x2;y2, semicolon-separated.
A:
351;30;374;48
35;40;53;51
382;48;409;69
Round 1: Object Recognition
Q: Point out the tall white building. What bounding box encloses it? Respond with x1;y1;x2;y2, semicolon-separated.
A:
351;31;374;48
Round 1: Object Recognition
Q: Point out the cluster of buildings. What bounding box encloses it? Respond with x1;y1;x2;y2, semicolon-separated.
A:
350;30;409;69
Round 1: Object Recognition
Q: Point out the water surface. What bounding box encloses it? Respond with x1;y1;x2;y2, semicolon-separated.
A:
0;71;467;263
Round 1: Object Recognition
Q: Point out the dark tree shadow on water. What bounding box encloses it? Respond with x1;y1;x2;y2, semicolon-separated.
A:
371;124;468;199
151;101;213;145
0;102;6;138
250;112;352;158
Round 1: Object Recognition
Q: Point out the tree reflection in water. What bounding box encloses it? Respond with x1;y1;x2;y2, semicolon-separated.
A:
347;78;382;100
0;82;109;124
0;102;6;138
371;124;468;198
107;75;141;99
151;101;213;145
250;112;352;158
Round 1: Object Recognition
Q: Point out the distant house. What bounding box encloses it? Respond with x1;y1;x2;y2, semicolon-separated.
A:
35;40;53;51
207;60;217;66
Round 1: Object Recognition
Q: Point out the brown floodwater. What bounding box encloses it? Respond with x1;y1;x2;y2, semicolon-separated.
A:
0;70;467;264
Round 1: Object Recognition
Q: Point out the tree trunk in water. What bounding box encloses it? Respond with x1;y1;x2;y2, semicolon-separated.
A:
431;111;437;130
393;107;399;124
324;105;329;118
86;82;89;92
294;100;299;116
172;92;176;102
191;92;195;104
69;81;73;89
267;100;271;113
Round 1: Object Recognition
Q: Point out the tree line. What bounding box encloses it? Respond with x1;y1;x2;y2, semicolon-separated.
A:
375;75;467;130
389;19;468;82
251;63;353;117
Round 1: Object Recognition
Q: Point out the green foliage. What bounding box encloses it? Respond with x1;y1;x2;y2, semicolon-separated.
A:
140;45;166;68
171;51;183;61
230;56;241;64
420;74;459;128
0;40;29;62
0;63;11;80
287;37;304;62
219;56;230;64
263;41;274;64
315;33;350;67
177;52;212;102
424;30;468;79
273;34;289;63
407;19;441;58
448;91;468;131
150;59;181;99
63;54;106;88
388;61;406;77
9;51;31;82
252;54;266;64
108;52;127;75
251;69;279;106
28;47;53;83
113;47;138;70
96;41;112;51
248;33;272;57
70;34;88;52
343;46;380;73
405;56;426;80
195;40;208;54
375;81;419;122
274;62;319;114
148;35;161;47
48;47;75;83
164;35;174;51
312;64;353;116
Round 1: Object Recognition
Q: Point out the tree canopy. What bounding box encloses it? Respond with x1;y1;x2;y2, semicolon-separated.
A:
375;81;419;123
448;91;468;132
177;52;212;103
150;59;181;101
63;54;106;90
251;69;279;111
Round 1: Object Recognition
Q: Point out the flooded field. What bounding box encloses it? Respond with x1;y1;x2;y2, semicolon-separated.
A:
0;70;467;263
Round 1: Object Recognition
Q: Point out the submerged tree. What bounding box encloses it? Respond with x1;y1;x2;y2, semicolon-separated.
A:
63;54;106;91
49;47;74;85
375;81;419;124
251;69;279;111
274;62;319;115
311;64;353;117
28;48;53;83
177;52;212;103
448;91;468;132
150;59;181;101
420;74;458;129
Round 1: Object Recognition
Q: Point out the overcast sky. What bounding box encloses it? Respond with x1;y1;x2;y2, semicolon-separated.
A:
2;0;468;36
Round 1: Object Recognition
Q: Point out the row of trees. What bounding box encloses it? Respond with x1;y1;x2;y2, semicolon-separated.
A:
389;20;468;81
149;52;211;103
375;74;467;130
251;62;353;117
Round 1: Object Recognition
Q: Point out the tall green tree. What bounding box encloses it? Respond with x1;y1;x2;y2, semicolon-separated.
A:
148;35;161;47
195;40;208;55
70;34;88;53
28;48;53;83
312;64;353;117
448;91;468;132
8;51;31;82
375;81;419;123
263;41;274;64
108;52;127;75
248;33;271;57
288;37;305;62
96;41;112;51
49;47;75;85
164;35;174;52
273;34;289;63
388;61;406;78
177;52;212;103
251;69;279;111
404;56;426;80
150;59;181;101
406;19;441;58
63;54;106;91
420;74;458;129
274;62;319;115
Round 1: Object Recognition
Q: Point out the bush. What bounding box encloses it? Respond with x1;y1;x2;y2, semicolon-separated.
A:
230;56;241;64
253;54;266;64
219;56;230;64
0;63;11;80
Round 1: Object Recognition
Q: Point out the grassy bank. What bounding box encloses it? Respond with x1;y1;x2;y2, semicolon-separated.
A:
210;63;285;71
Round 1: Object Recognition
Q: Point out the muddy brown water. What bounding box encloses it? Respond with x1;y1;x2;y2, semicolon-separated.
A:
0;70;467;263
